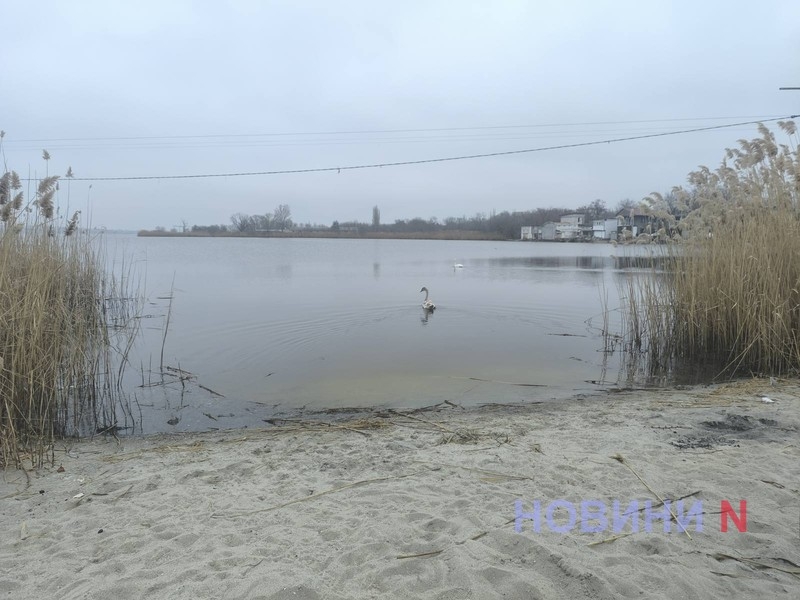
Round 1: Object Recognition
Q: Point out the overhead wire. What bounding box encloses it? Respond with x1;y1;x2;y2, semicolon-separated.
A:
5;114;787;144
5;125;777;152
10;114;798;182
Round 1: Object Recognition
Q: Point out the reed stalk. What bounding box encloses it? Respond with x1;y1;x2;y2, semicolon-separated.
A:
0;142;136;468
617;121;800;381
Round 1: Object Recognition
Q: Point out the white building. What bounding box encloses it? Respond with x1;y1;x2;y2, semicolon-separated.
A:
593;219;619;240
560;213;585;227
557;213;585;239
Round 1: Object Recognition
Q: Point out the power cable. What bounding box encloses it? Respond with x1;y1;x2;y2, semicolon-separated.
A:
5;114;785;143
16;115;800;182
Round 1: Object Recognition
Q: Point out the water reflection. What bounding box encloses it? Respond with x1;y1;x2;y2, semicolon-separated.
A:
276;264;292;280
610;255;670;270
102;235;676;434
473;255;612;269
472;253;668;271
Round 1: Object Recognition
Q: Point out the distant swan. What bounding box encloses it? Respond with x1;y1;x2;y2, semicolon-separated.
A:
420;286;436;310
453;262;464;269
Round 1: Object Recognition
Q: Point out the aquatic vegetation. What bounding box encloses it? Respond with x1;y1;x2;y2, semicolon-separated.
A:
616;121;800;381
0;139;138;468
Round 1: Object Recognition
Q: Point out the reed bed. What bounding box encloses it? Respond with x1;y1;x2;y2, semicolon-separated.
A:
617;121;800;381
0;150;135;468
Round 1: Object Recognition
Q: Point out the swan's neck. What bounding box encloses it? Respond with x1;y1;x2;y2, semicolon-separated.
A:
423;289;429;301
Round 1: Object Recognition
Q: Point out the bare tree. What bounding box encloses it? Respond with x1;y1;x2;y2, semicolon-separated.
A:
372;205;380;228
576;199;607;221
251;213;272;231
230;212;252;232
273;204;292;230
615;198;640;214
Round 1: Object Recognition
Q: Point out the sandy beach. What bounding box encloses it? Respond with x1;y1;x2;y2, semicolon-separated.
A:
1;379;798;599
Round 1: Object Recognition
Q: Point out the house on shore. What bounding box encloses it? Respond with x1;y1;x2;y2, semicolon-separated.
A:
616;208;656;237
558;213;585;240
522;209;670;242
593;218;620;240
523;213;591;241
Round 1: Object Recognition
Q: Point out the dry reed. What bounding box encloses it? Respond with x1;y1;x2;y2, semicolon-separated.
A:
617;121;800;381
0;142;136;468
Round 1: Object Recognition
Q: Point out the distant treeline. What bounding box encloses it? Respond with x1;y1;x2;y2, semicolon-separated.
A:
137;229;507;240
145;198;631;240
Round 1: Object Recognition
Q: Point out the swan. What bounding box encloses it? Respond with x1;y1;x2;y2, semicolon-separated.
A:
453;262;464;269
420;286;436;310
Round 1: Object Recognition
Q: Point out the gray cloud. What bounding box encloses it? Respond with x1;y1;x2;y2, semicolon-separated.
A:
2;0;799;230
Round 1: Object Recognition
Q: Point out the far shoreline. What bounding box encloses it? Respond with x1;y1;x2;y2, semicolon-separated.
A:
136;230;612;242
137;229;511;241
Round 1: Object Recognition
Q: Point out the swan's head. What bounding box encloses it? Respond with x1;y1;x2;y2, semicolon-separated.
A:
420;286;428;293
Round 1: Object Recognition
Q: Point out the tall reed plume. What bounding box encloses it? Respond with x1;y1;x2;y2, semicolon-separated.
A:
618;121;800;381
1;139;136;468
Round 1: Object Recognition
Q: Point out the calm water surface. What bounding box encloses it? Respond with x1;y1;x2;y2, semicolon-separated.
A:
106;234;647;433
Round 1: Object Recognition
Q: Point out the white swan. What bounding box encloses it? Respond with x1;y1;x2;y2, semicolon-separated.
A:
420;286;436;310
453;262;464;269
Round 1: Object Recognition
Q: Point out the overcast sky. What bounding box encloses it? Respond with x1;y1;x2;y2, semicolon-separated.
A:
2;1;799;231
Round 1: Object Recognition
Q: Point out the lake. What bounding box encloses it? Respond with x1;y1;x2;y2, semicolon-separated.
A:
104;234;651;434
